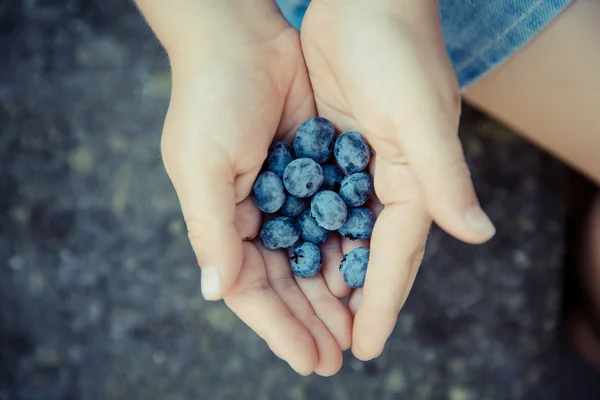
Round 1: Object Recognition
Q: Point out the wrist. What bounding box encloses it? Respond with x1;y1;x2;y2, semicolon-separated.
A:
137;0;288;63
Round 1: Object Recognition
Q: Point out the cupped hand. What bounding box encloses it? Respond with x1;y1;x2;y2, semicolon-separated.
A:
160;17;351;375
301;0;496;360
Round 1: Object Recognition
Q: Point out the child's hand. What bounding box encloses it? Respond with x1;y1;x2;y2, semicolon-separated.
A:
301;0;497;360
158;10;350;375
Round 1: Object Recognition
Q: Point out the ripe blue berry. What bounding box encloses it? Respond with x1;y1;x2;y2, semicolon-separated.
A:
260;216;301;250
290;242;322;278
311;190;348;231
293;117;335;164
283;158;324;198
339;172;374;207
252;171;286;213
321;164;345;192
334;131;372;174
340;247;370;288
280;195;309;217
266;141;294;178
338;207;375;240
297;209;329;244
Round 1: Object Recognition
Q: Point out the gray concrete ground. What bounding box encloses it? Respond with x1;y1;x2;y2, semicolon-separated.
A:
0;1;566;399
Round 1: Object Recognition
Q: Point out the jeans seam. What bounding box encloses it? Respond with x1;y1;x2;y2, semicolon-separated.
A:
454;0;546;73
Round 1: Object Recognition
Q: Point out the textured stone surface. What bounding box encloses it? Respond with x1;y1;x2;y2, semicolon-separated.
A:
0;1;563;399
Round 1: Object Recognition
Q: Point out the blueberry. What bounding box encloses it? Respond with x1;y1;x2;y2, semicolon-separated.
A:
334;131;372;174
340;247;370;288
339;172;374;207
310;190;348;231
297;209;329;244
338;207;375;240
260;216;301;249
293;117;335;164
321;164;345;192
290;242;322;278
283;158;324;198
266;141;294;178
280;195;309;217
252;171;286;213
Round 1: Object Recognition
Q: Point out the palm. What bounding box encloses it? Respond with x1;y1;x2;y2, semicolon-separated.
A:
300;6;427;206
162;26;352;375
299;3;443;360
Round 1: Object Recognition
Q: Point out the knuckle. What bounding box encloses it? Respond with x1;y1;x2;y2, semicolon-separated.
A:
382;194;415;208
269;273;298;292
312;291;339;308
378;184;422;208
364;297;402;322
430;156;472;198
300;312;322;330
374;163;422;207
226;276;272;300
186;215;213;240
393;245;425;277
445;157;471;180
185;216;218;258
245;277;272;296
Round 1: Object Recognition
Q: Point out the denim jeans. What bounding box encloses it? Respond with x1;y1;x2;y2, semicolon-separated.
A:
276;0;573;90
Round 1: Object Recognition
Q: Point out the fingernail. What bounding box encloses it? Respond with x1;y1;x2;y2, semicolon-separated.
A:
464;205;496;238
201;266;222;301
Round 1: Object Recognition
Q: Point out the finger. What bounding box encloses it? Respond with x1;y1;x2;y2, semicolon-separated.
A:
294;273;353;351
162;132;243;301
320;234;351;299
352;168;431;361
225;242;318;375
401;115;496;244
258;245;343;376
235;196;262;241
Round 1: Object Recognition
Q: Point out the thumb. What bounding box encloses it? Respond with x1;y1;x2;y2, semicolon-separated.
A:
403;115;496;244
162;136;243;301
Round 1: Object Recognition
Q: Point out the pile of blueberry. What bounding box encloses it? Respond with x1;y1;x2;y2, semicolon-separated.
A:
252;117;375;288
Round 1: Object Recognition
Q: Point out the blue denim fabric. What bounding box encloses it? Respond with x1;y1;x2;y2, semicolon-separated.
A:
276;0;573;90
